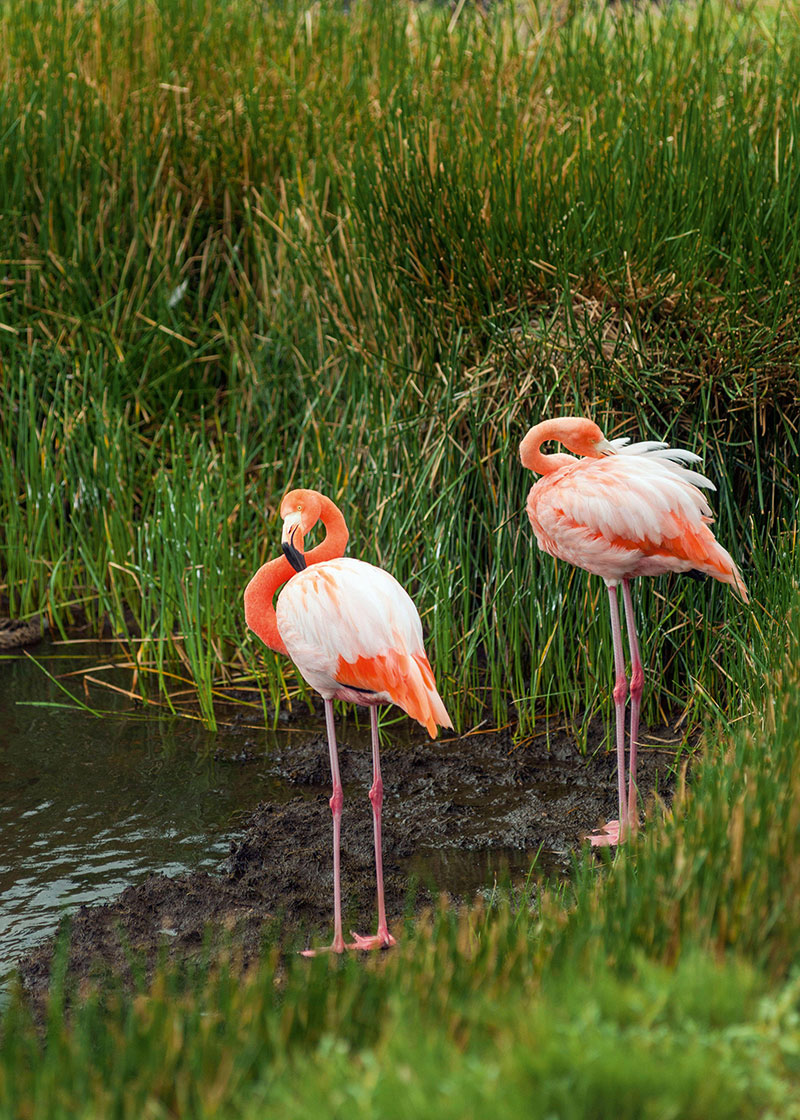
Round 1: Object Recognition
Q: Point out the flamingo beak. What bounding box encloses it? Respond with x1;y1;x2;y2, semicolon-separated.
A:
281;514;307;572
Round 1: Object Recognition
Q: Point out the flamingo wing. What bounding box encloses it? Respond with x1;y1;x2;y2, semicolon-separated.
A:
528;447;747;596
276;557;452;736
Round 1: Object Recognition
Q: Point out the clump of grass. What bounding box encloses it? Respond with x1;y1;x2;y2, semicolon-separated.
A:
1;0;798;735
554;637;800;979
5;940;798;1119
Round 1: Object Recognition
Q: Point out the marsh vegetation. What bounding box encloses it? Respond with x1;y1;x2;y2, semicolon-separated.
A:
2;0;800;1114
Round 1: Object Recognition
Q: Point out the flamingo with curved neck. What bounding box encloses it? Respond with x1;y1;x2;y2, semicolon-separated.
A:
520;416;748;847
244;487;451;954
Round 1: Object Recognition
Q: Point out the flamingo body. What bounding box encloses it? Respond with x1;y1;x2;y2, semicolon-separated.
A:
276;556;450;737
526;443;748;596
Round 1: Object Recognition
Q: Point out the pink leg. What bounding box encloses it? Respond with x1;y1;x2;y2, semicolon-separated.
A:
591;584;628;847
621;579;643;836
351;706;397;951
301;699;349;956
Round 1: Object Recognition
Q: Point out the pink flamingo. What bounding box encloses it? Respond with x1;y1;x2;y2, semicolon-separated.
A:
244;488;452;953
520;417;748;846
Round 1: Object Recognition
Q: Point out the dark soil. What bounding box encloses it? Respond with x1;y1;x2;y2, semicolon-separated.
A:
16;714;683;1006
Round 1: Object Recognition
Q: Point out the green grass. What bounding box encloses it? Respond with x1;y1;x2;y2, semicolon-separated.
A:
3;949;799;1119
2;0;798;736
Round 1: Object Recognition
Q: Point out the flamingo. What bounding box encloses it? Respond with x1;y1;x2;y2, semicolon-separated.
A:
519;417;748;846
244;488;452;953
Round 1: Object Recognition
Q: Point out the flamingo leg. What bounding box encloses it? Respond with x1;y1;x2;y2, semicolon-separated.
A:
621;578;643;836
591;584;629;847
351;706;397;951
301;699;349;956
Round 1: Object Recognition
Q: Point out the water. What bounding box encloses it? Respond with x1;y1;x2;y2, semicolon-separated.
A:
0;643;275;975
1;641;570;980
409;845;563;897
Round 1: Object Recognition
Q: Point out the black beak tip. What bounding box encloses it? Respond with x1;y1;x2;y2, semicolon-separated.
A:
282;540;307;573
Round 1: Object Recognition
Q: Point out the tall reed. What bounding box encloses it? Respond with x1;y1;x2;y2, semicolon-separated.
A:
1;0;797;735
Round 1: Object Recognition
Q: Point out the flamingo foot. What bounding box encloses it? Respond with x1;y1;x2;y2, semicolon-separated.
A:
349;928;397;951
300;943;356;957
589;820;623;847
300;935;356;957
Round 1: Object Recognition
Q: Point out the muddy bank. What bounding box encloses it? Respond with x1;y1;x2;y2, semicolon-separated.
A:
16;716;682;1003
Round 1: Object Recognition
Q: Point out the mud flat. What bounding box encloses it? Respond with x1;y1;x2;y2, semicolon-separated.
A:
17;716;680;1003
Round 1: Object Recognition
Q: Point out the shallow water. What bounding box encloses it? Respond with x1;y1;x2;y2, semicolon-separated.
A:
3;641;588;985
408;845;564;896
0;643;277;975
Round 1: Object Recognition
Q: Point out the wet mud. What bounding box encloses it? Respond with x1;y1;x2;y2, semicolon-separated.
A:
16;713;682;1004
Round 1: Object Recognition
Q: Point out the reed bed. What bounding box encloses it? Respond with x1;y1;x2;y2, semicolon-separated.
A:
2;0;798;739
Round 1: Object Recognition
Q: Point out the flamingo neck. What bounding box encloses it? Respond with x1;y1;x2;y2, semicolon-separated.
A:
244;496;349;657
243;554;296;656
519;420;578;476
305;494;349;565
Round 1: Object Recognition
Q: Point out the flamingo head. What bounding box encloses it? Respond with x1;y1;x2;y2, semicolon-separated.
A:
520;417;614;475
280;488;324;571
549;417;610;458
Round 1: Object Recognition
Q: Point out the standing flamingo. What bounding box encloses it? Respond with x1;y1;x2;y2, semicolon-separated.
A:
520;417;748;846
244;488;452;953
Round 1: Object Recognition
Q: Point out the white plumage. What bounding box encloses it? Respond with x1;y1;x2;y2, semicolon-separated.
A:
276;556;427;699
527;441;737;586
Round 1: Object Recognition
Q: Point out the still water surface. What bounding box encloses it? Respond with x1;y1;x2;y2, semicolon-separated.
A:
0;643;273;975
1;642;559;980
